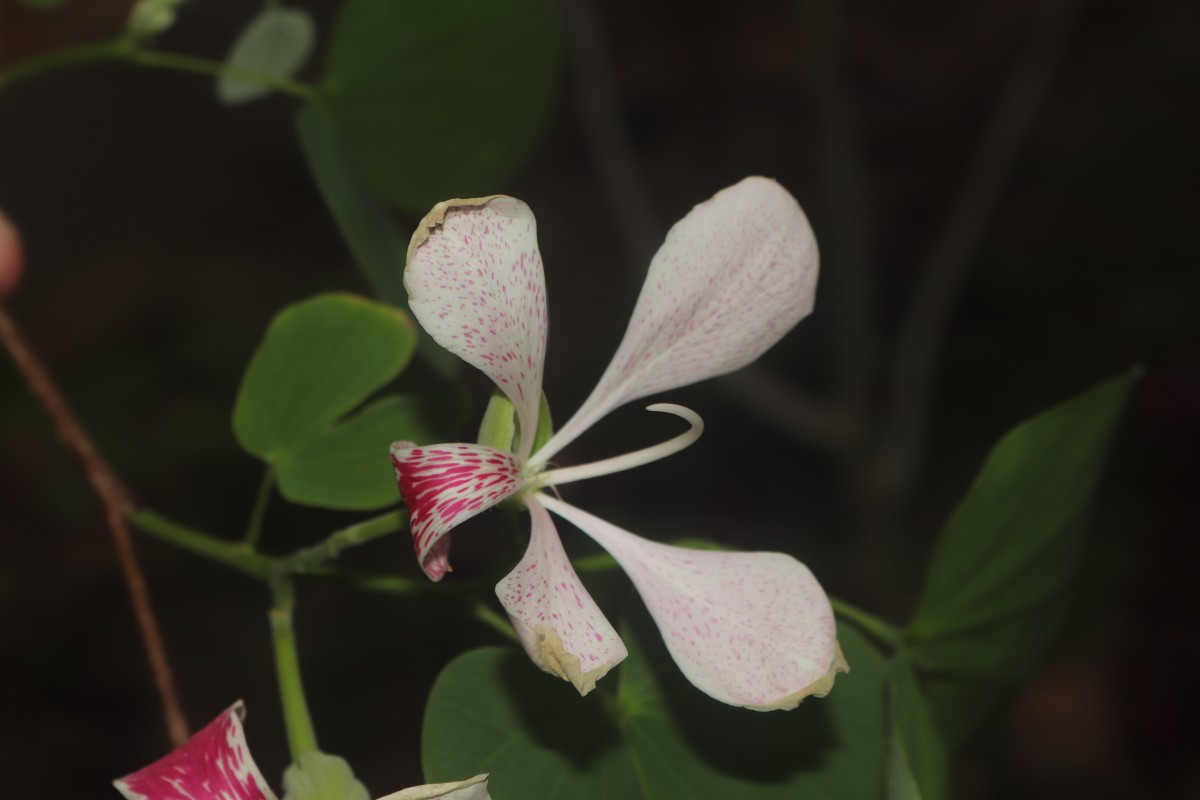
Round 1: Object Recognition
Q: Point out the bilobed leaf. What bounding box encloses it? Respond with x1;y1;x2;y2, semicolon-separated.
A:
422;611;887;800
317;0;561;212
886;658;948;800
233;293;415;463
905;370;1138;750
283;751;370;800
276;390;469;510
294;103;460;378
218;6;315;105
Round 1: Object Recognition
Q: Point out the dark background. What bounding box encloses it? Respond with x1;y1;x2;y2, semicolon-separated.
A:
0;0;1195;796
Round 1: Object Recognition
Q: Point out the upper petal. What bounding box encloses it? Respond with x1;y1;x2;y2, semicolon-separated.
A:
495;495;628;695
406;196;548;459
377;774;490;800
531;177;818;465
539;495;846;710
391;441;525;580
114;701;278;800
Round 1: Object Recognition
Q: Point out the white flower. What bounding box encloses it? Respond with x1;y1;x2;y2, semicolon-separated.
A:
392;177;846;710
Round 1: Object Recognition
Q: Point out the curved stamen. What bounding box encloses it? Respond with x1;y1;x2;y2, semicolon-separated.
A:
535;404;703;488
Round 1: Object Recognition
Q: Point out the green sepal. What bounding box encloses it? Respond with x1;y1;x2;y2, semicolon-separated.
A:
475;391;555;456
475;391;517;452
282;751;369;800
531;392;554;453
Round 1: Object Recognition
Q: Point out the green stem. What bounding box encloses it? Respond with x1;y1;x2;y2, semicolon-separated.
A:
128;509;275;578
0;38;319;100
283;510;408;573
301;567;427;594
0;41;126;91
471;599;520;644
830;596;901;649
270;577;319;761
243;468;274;549
126;48;318;99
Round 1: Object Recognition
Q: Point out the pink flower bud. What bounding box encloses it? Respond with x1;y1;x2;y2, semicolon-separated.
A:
0;209;24;298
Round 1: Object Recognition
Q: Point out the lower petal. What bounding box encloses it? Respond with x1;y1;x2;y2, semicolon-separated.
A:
539;495;846;711
114;701;277;800
495;496;628;695
391;441;525;580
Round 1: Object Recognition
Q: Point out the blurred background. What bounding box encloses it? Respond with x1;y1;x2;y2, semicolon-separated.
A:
0;0;1195;796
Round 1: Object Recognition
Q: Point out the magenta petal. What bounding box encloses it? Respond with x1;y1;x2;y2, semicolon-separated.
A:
533;177;818;465
495;496;628;695
391;441;525;580
114;702;277;800
406;197;548;458
540;495;846;710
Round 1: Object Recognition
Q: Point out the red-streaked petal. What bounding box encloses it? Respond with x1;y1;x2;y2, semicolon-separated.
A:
406;196;548;459
495;496;627;695
540;495;846;710
391;441;524;580
531;177;818;466
377;773;490;800
114;701;277;800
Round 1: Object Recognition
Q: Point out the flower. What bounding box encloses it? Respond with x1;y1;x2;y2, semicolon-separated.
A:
391;177;847;710
114;702;489;800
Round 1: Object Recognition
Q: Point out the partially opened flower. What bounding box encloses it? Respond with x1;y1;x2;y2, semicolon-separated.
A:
114;702;489;800
391;177;847;710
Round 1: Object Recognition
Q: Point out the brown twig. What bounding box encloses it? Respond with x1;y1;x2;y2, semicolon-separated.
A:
0;302;189;747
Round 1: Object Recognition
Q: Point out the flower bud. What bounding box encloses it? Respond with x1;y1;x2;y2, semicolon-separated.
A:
0;208;24;299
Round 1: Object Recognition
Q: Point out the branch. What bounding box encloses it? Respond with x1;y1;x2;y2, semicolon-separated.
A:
887;0;1087;492
0;304;189;747
801;0;874;444
561;0;661;269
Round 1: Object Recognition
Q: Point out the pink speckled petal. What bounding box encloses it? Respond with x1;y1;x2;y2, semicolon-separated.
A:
406;197;548;458
531;177;818;466
391;441;524;581
496;496;628;695
114;702;277;800
377;773;490;800
539;495;846;710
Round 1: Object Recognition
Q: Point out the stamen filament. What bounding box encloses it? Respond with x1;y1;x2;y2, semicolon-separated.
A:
536;404;703;488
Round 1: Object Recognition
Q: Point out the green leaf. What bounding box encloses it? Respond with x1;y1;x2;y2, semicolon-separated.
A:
422;614;887;799
886;658;949;800
276;390;469;510
218;6;315;105
905;370;1138;750
234;292;415;467
295;103;460;378
282;751;370;800
317;0;561;212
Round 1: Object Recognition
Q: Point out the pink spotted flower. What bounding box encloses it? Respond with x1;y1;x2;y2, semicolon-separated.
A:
114;702;489;800
391;177;847;710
